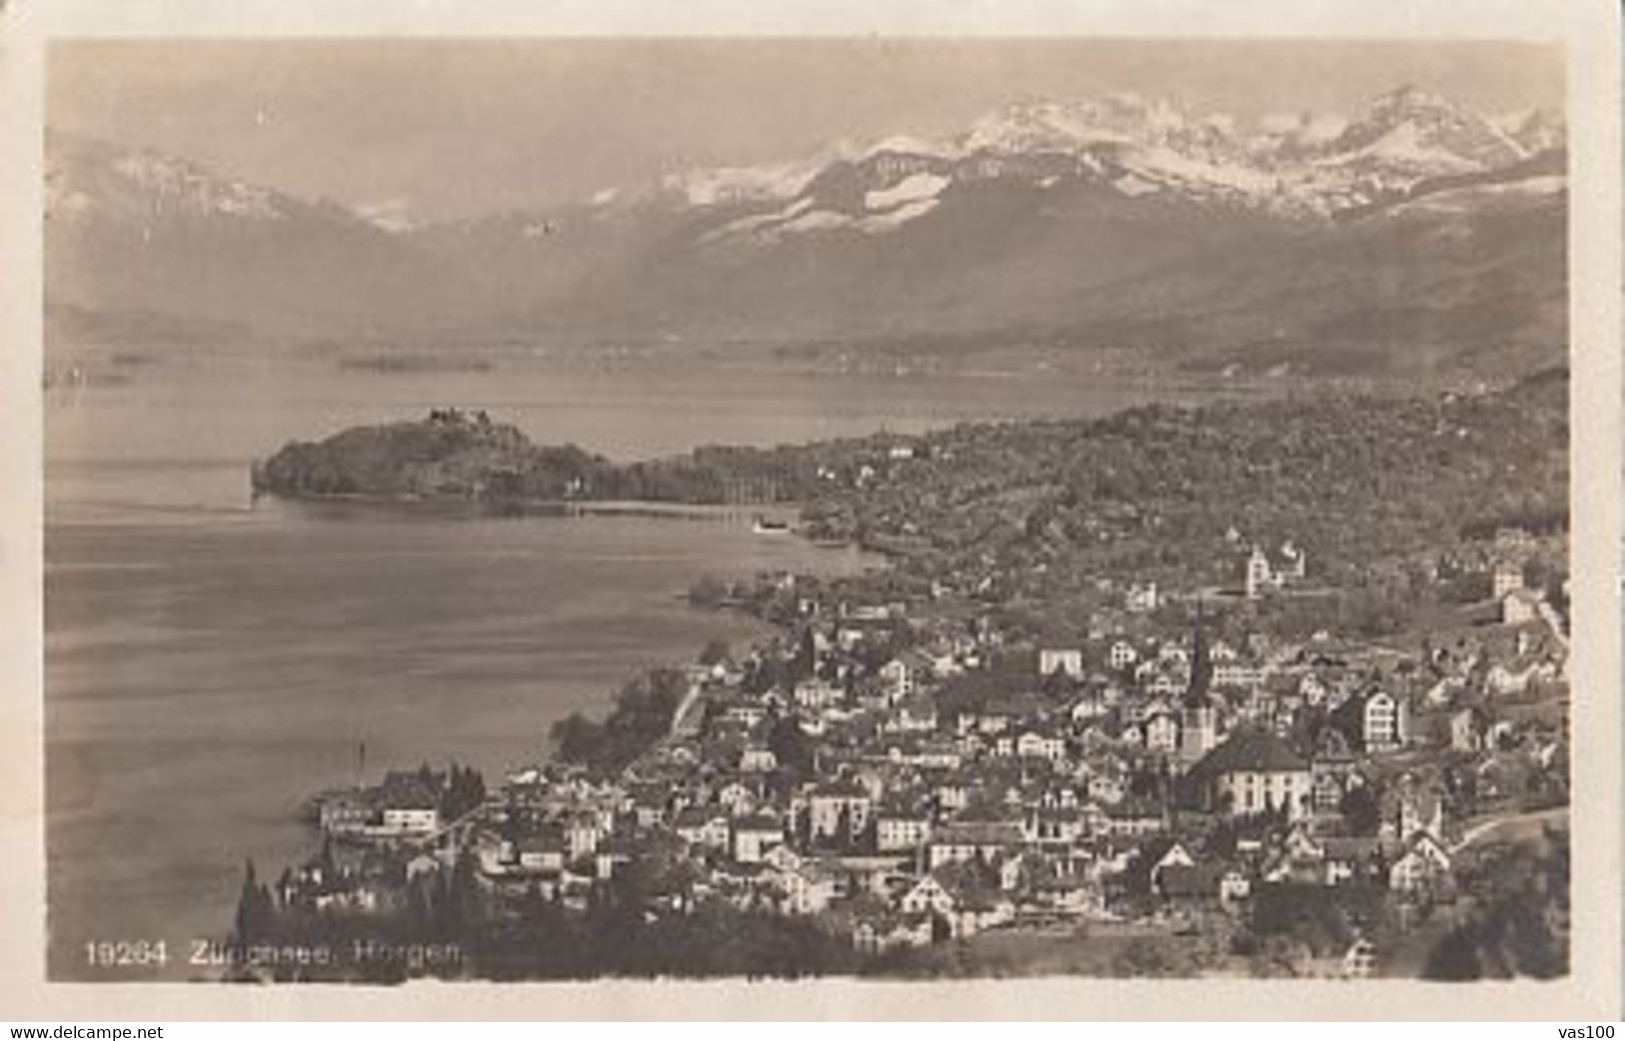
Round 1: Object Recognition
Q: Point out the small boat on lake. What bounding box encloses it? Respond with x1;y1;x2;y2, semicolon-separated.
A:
752;515;792;535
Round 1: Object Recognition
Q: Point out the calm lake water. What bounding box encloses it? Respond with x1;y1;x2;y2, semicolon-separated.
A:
43;353;1208;980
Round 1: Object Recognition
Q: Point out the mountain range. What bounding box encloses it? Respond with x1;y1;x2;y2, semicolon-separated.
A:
45;85;1567;378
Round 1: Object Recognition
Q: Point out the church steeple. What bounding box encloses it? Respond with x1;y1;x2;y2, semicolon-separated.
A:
1186;603;1213;708
1180;603;1219;763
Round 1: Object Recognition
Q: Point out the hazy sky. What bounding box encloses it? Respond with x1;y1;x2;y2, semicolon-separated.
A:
49;39;1563;222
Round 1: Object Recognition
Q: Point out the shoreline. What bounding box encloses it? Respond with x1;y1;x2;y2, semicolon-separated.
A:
254;489;891;555
45;501;869;983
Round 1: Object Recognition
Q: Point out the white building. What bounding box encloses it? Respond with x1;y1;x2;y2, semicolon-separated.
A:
1191;728;1313;820
1492;560;1525;599
1039;648;1084;679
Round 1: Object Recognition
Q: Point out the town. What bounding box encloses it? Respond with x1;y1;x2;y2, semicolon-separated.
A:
250;479;1568;980
225;372;1573;981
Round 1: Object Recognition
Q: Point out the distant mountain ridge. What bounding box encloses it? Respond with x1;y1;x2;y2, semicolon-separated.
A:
45;85;1566;379
569;85;1559;225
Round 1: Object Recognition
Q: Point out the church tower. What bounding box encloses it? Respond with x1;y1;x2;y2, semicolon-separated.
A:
1180;613;1218;763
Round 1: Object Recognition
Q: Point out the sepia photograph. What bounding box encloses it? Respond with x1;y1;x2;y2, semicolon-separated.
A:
17;8;1612;1009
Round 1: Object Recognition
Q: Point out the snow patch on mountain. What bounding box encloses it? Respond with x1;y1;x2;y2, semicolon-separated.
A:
701;197;816;243
865;172;951;211
1322;120;1481;176
663;160;822;206
1256;111;1349;146
858;197;940;233
1384;173;1568;217
715;188;948;242
778;209;852;235
1489;174;1566;196
1330;86;1527;171
1499;108;1566;154
862;135;959;161
110;151;285;220
356;197;419;234
1113;173;1161;197
1127;147;1278;197
955;93;1202;158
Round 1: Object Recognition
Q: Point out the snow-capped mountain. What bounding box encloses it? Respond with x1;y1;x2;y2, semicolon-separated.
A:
47;134;299;227
45;85;1566;377
1312;85;1526;182
1498;108;1567;156
563;83;1561;244
45;133;481;339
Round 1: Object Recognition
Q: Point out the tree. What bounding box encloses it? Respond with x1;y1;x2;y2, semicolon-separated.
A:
233;858;275;944
316;834;336;881
437;849;481;936
1422;924;1484;980
767;711;814;777
1340;782;1382;837
1422;830;1569;981
550;712;603;764
832;803;853;852
699;638;732;667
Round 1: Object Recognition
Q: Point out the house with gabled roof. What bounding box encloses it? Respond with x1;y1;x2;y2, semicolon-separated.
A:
716;776;762;815
1103;796;1165;837
513;827;568;875
1147;840;1196;889
1382;776;1447;845
878;652;936;704
884;692;939;734
1025;805;1087;847
899;873;955;917
376;773;441;836
1015;728;1068;762
739;743;778;774
1245;541;1307;599
762;843;804;874
875;798;933;853
1143;704;1181;755
731;813;786;864
1499;588;1541;626
1319;837;1383;887
673;807;731;852
806;778;873;843
1450;704;1491;753
1157;862;1225;909
1109;639;1140;671
564;811;604;860
594;833;640;881
851;908;934;953
776;859;840;915
1388;831;1453;893
908;860;1015;938
926;818;1024;869
317;789;378;836
1330;686;1410;753
626;781;673;828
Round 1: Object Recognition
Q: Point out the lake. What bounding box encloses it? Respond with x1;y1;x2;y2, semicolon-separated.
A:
42;352;1219;980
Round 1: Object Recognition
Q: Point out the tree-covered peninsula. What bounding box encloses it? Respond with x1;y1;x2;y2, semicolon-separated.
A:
251;407;799;504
